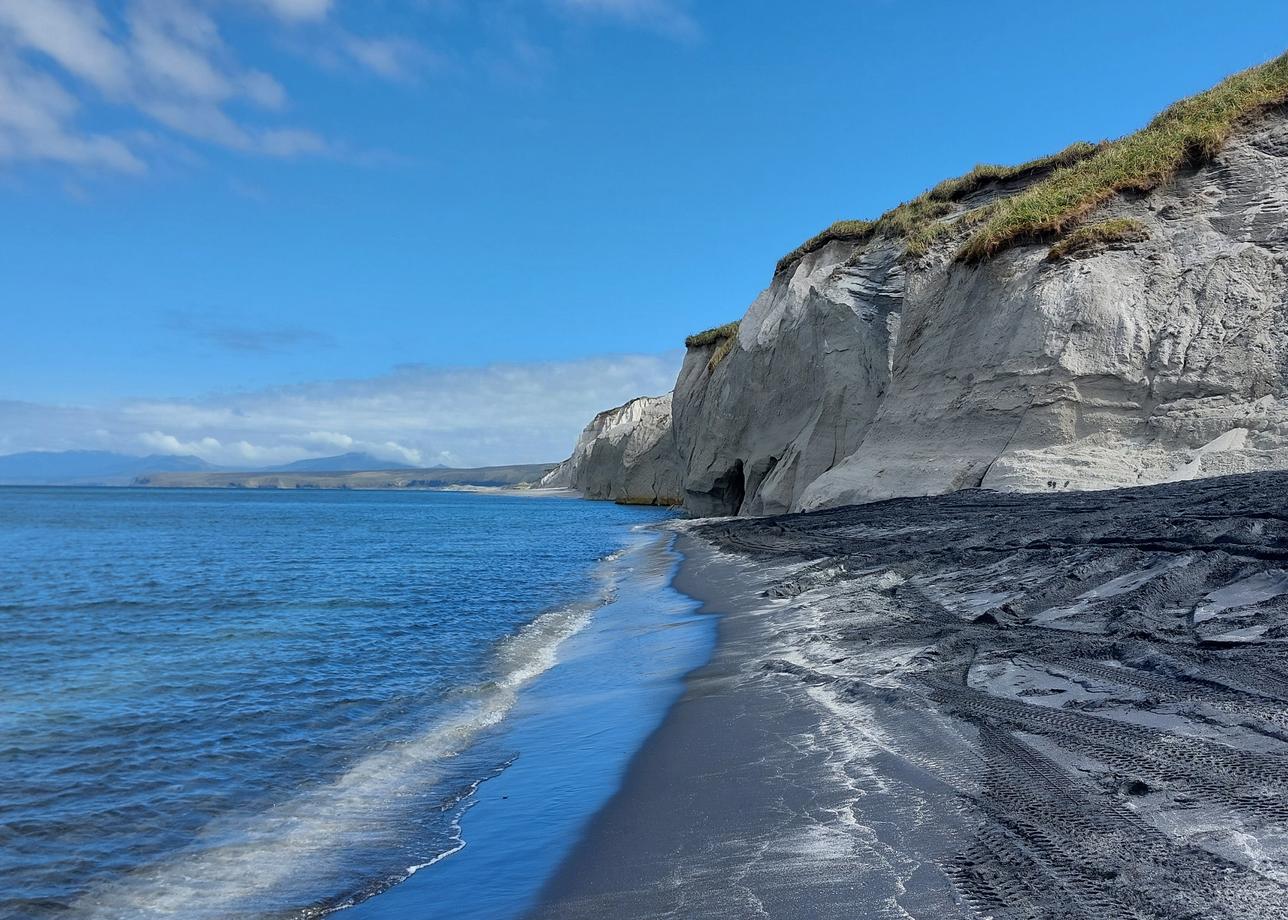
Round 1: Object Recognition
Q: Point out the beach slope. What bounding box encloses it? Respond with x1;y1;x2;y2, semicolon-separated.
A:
532;471;1288;919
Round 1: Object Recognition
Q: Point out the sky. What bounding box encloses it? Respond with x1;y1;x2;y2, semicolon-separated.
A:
3;0;1288;467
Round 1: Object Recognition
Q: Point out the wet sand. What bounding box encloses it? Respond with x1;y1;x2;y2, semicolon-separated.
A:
530;473;1288;919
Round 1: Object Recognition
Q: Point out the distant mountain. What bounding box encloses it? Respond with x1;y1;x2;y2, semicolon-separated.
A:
0;450;443;485
268;452;421;472
0;451;220;485
137;463;556;490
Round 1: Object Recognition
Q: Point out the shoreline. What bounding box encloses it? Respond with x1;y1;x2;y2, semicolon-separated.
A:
529;473;1288;918
525;527;965;919
10;489;681;920
342;521;717;920
0;483;577;496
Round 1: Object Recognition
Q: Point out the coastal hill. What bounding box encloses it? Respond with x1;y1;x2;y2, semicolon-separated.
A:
548;51;1288;515
0;449;553;491
0;450;420;485
0;450;219;486
135;463;556;490
268;452;418;473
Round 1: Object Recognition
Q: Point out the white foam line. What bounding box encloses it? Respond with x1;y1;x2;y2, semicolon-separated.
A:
72;538;649;920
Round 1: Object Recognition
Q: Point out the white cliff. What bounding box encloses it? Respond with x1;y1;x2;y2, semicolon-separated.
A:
540;393;682;505
553;93;1288;515
799;109;1288;511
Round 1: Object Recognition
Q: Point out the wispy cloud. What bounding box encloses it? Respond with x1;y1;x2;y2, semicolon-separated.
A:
0;0;326;171
0;53;144;172
0;352;684;467
0;0;703;175
337;33;437;82
553;0;699;40
249;0;333;22
0;0;424;173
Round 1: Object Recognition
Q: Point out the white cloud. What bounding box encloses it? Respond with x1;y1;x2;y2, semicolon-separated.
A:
339;34;427;81
0;0;132;96
0;55;144;171
0;0;704;174
373;440;424;465
138;430;224;455
126;2;233;101
0;352;684;468
0;0;342;172
297;430;355;450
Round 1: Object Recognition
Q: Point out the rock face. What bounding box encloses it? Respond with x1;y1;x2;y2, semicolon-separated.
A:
674;236;904;515
799;110;1288;512
540;394;683;505
555;108;1288;514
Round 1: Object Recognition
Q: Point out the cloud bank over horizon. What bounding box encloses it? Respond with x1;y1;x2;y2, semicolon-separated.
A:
0;351;683;468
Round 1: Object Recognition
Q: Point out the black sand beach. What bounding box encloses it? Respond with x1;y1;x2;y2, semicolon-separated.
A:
531;472;1288;919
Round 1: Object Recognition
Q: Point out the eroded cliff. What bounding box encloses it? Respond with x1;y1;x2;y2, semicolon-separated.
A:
540;393;683;505
552;55;1288;515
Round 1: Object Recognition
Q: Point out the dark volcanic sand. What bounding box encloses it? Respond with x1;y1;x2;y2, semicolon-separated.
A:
531;472;1288;919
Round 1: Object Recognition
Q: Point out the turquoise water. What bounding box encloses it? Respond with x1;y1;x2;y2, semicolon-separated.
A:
0;488;710;919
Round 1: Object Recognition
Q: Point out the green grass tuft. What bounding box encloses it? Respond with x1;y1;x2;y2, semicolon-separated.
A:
923;142;1101;203
684;321;739;349
777;142;1101;274
959;51;1288;262
684;321;740;372
777;50;1288;272
775;221;875;276
1045;218;1150;261
706;334;737;372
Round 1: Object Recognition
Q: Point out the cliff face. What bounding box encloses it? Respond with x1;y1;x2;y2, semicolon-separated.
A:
797;108;1288;511
554;105;1288;515
673;237;903;515
540;393;683;505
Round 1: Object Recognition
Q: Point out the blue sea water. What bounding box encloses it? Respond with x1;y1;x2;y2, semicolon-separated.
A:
0;487;711;920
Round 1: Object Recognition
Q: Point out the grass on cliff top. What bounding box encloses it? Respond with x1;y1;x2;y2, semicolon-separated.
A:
774;220;876;275
778;50;1288;271
923;141;1100;202
775;141;1100;274
959;50;1288;262
685;321;739;348
1045;218;1150;261
684;321;739;373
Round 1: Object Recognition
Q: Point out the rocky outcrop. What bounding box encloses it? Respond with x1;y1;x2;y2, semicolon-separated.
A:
554;104;1288;515
540;394;682;505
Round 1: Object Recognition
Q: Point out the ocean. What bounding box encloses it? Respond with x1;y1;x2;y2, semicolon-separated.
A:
0;487;713;920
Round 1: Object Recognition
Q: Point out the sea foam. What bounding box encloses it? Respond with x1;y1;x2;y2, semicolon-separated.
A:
72;560;622;920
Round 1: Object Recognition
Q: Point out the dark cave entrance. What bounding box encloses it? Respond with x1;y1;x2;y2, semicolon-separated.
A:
709;460;746;516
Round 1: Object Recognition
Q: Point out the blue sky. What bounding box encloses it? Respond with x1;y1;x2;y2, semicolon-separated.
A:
4;0;1288;466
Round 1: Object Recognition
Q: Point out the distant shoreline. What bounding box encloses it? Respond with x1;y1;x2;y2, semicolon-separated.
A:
0;479;584;500
128;462;559;491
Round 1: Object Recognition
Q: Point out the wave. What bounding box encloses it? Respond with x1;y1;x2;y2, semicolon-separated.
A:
71;550;630;920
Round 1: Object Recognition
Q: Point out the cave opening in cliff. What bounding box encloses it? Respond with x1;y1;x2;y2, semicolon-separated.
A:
710;460;746;516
